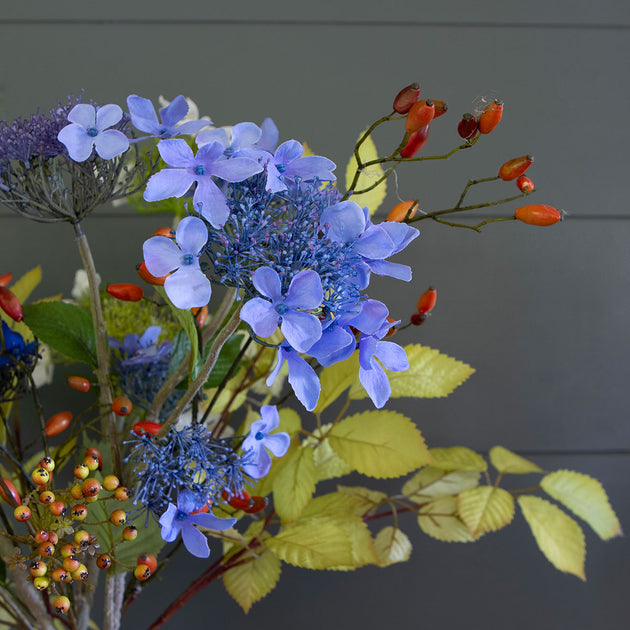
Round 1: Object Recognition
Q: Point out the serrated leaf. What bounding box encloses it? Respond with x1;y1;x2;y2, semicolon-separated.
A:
328;516;377;570
429;447;487;472
518;495;586;580
489;446;542;474
328;410;431;479
457;486;514;536
418;496;477;542
314;352;359;414
223;547;281;613
266;522;353;569
313;438;353;481
402;467;481;503
273;446;316;523
373;527;411;567
337;485;387;516
349;344;474;401
541;470;622;540
22;302;96;366
345;130;387;214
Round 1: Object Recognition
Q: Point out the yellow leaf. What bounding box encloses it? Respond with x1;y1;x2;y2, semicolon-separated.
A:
249;438;299;499
328;410;431;479
418;496;476;542
402;467;481;503
337;485;387;516
373;527;412;567
223;547;281;613
266;522;353;569
489;446;543;474
518;495;586;580
344;130;387;215
1;266;42;342
457;486;515;536
429;447;487;472
272;446;316;523
314;352;359;414
302;423;353;481
349;344;474;401
541;470;622;540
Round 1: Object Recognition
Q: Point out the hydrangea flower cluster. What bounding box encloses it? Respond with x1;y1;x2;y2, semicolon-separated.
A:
0;321;38;401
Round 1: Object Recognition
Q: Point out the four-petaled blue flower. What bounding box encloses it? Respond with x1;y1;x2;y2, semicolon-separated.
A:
240;267;323;353
159;489;236;558
143;216;211;309
0;321;37;367
57;103;129;162
241;405;290;478
127;94;210;139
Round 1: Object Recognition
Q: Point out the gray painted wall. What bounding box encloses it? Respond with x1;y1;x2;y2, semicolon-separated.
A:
0;3;628;628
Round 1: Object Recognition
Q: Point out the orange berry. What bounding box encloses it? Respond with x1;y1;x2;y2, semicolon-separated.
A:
416;287;437;315
516;176;534;193
106;283;144;302
193;304;208;327
34;529;49;543
0;273;12;287
498;155;533;181
0;478;22;506
136;261;167;286
457;113;478;140
53;596;71;614
393;82;420;114
39;457;55;473
400;123;430;158
84;447;103;470
50;500;67;517
243;495;269;514
431;99;448;118
114;487;132;501
45;411;72;437
387;201;418;222
63;556;81;573
153;227;175;238
48;532;58;545
29;561;47;577
71;505;88;521
83;455;100;472
82;478;101;497
110;509;127;526
137;553;157;573
131;421;162;437
123;525;138;541
405;99;435;133
71;484;85;500
31;468;50;486
112;396;133;416
51;568;70;583
39;542;55;557
71;564;89;582
96;554;113;570
134;564;152;581
67;376;90;392
60;543;78;558
478;99;503;134
102;475;120;492
14;505;31;521
39;490;55;505
73;464;90;480
514;204;562;226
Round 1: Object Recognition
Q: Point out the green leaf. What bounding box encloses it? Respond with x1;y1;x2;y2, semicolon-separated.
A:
457;486;515;536
223;547;281;613
328;410;431;479
349;344;474;401
489;446;543;474
518;495;586;580
22;302;96;366
429;447;487;472
266;522;354;569
314;352;359;414
205;334;244;387
373;527;412;567
344;130;387;214
541;470;622;540
273;446;317;523
402;467;481;503
418;496;477;542
167;330;191;377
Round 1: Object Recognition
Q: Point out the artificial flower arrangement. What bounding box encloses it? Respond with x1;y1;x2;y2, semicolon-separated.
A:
0;83;621;630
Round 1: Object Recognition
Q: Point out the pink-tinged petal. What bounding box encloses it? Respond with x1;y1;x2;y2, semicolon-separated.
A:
359;361;391;409
263;432;290;457
57;124;94;162
158;504;181;542
286;351;320;411
189;512;236;531
284;270;323;310
67;104;95;129
192;177;230;228
175;216;208;255
157;139;196;167
127;94;159;133
240;298;279;338
260;405;280;430
211;157;262;182
144;169;195;202
160;95;188;128
274;140;304;164
93;130;129;159
95;104;123;131
252;267;282;301
164;266;211;310
143;235;183;276
181;524;210;558
280;311;322;353
196;128;229;148
230;122;261;151
243;447;272;479
374;340;409;372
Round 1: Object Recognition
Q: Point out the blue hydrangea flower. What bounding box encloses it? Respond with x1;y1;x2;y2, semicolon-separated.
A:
127;94;210;139
0;321;38;401
257;117;279;152
159;489;236;558
143;139;262;228
57;103;129;162
196;122;262;155
240;267;323;352
143;216;211;309
241;405;290;478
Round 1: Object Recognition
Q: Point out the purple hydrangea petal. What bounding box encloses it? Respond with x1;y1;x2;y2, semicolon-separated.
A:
127;95;159;134
252;267;282;302
347;299;389;336
366;259;412;282
266;347;286;388
158;504;181;542
230;122;262;151
181;523;210;558
260;405;280;430
285;349;321;411
374;340;409;372
308;325;356;367
280;310;322;353
359;336;379;370
57;124;94;162
263;161;287;194
144;169;196;202
286;155;336;182
175;216;208;255
243;447;272;479
164;266;211;309
143;235;184;276
211;156;262;182
139;325;162;347
160;95;189;128
95;104;123;131
189;512;236;531
320;200;366;243
196;128;229;148
157;139;196;167
240;298;279;339
67;104;95;128
284;270;323;310
257;117;279;152
274;140;304;164
263;432;291;457
177;489;199;513
192;177;230;228
355;225;396;259
379;221;420;252
174;120;210;136
359;361;391;409
93;129;129;159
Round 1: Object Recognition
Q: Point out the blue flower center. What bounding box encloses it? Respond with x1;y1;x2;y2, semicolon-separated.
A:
255;431;265;441
182;253;194;265
276;163;286;173
275;304;288;315
175;510;188;521
194;165;206;175
160;127;169;136
87;127;99;138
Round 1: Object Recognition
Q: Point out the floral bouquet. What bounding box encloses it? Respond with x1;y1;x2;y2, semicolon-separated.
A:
0;83;621;630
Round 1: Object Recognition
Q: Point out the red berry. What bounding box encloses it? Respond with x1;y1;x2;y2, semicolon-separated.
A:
498;155;534;181
67;376;91;392
0;286;23;321
416;287;437;315
243;496;269;514
0;273;12;288
34;529;49;543
112;396;133;416
457;113;478;140
96;554;113;570
50;501;67;517
393;82;420;114
136;261;167;286
410;313;428;326
192;305;208;327
515;204;563;226
516;176;535;193
387;201;418;222
222;490;253;511
107;283;144;302
400;123;430;158
131;421;162;436
405;99;435;133
137;553;158;573
478;99;503;134
153;227;175;238
0;478;22;506
431;99;448;118
45;411;72;437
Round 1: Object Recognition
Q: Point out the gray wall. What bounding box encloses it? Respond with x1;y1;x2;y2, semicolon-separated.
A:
1;2;628;628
